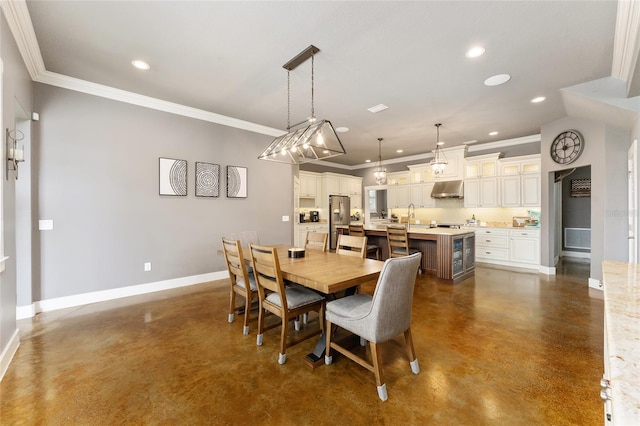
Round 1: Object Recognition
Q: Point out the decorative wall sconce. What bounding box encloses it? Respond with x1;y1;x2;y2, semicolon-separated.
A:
6;128;25;180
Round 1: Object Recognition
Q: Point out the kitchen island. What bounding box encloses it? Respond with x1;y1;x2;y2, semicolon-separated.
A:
337;224;475;284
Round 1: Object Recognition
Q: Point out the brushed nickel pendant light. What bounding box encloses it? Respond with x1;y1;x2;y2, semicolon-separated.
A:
258;45;346;165
430;123;447;176
373;137;387;185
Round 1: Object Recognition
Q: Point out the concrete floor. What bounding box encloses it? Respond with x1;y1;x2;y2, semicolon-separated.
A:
1;262;603;425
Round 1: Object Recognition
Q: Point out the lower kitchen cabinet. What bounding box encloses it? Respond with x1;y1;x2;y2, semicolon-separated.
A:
509;229;540;265
474;227;540;270
295;223;329;247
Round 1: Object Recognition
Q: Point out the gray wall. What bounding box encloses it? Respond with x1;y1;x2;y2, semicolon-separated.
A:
1;11;34;357
541;117;630;281
32;84;293;301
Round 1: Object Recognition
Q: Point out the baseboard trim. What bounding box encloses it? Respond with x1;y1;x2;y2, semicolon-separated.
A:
561;251;591;259
539;265;556;275
0;329;20;382
17;270;229;319
589;277;603;290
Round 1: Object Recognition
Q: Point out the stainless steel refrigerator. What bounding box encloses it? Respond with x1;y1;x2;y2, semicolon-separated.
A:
329;195;350;250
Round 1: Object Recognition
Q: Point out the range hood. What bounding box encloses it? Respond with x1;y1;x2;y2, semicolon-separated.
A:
431;180;464;199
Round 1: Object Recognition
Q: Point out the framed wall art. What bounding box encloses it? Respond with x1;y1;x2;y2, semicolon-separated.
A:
159;157;187;196
226;166;247;198
195;162;220;197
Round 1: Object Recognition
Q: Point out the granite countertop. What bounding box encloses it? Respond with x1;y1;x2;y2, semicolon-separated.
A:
337;224;474;236
602;261;640;424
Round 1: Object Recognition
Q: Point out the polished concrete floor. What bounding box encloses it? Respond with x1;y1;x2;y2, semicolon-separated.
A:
1;260;603;425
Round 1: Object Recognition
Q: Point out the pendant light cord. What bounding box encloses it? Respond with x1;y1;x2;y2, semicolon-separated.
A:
287;70;291;131
311;53;315;120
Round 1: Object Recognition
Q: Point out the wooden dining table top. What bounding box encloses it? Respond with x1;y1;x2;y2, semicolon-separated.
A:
243;245;384;294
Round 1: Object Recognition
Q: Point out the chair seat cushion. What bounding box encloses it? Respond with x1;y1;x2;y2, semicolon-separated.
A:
326;294;372;320
235;274;257;291
266;285;324;309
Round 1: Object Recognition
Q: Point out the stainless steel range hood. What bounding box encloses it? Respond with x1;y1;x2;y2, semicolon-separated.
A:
431;180;464;199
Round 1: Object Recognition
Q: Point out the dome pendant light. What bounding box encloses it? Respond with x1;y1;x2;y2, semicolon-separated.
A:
373;137;387;185
430;123;447;177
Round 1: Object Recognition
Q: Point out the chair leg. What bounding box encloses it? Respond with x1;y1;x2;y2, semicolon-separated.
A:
228;289;236;323
404;328;420;374
256;307;265;346
370;342;387;401
242;294;251;335
325;319;333;365
278;315;288;364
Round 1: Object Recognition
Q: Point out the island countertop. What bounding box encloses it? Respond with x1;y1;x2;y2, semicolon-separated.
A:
336;224;474;236
602;261;640;424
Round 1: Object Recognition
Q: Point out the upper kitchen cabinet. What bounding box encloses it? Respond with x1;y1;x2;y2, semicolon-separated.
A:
433;146;467;181
386;171;410;186
464;153;501;208
300;171;320;198
499;155;541;207
465;153;500;179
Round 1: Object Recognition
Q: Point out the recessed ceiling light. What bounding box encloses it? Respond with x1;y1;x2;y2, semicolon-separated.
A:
367;104;389;113
465;46;485;58
489;131;499;136
131;60;150;70
484;74;511;86
335;127;349;133
396;149;403;153
365;159;371;163
530;96;546;103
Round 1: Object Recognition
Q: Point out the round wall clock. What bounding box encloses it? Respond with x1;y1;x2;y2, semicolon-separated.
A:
550;130;584;165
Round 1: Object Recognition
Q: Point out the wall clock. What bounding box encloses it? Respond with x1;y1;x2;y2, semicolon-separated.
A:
550;130;584;165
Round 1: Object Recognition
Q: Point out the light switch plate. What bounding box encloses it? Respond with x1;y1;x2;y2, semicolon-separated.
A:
39;220;53;230
282;215;289;222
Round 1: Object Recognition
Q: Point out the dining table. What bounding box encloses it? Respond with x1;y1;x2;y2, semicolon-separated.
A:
240;244;385;367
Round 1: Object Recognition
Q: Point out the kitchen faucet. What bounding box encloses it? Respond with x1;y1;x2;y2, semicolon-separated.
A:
407;203;415;232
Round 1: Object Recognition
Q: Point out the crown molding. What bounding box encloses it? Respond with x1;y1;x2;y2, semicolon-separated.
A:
0;0;286;138
35;71;285;137
0;0;45;79
611;0;640;95
467;134;541;152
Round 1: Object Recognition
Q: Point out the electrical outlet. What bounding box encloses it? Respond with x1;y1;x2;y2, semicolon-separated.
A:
144;262;152;272
39;220;54;230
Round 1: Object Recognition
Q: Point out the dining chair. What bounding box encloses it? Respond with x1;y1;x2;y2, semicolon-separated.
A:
305;231;328;252
348;224;380;260
336;234;367;259
221;237;258;335
324;252;422;401
249;243;325;364
386;225;421;258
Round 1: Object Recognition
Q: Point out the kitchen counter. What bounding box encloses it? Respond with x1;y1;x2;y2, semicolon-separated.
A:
337;224;475;284
342;224;476;236
602;261;640;424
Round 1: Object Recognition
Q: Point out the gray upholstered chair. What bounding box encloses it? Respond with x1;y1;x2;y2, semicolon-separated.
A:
249;243;325;364
324;252;422;401
221;237;258;335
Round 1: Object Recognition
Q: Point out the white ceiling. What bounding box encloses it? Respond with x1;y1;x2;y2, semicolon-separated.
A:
19;1;627;166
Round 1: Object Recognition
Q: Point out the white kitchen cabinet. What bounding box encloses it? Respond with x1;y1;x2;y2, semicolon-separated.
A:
295;223;329;247
324;175;341;196
465;153;500;178
386;171;410;186
500;176;521;207
521;174;541;206
509;229;540;265
498;155;541;207
464;177;498;207
387;185;410;209
410;183;435;208
351;194;362;209
349;177;362;195
299;171;320;197
474;227;540;270
475;228;510;262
